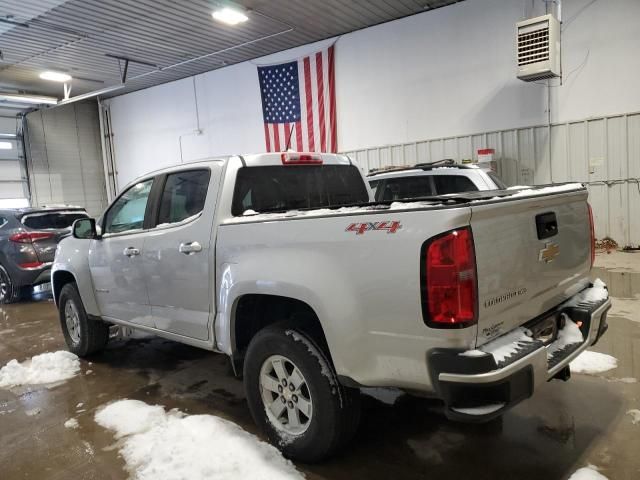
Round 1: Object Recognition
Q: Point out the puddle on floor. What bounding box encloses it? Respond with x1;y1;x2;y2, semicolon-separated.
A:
591;268;640;298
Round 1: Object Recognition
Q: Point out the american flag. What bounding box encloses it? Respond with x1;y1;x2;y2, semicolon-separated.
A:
257;45;337;153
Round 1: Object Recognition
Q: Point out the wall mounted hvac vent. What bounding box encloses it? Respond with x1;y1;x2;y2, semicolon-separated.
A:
516;14;561;82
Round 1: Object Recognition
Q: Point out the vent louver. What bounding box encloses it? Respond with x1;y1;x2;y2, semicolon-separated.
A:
516;14;561;82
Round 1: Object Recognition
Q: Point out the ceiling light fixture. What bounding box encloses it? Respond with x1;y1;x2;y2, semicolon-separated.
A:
212;7;248;25
0;141;13;150
39;71;72;82
0;94;58;105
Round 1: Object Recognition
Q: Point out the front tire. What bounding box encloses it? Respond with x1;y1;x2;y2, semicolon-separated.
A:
244;324;360;462
58;283;109;357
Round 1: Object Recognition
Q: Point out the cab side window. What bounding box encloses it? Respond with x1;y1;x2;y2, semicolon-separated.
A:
0;217;7;229
104;179;154;234
157;169;211;225
432;175;478;195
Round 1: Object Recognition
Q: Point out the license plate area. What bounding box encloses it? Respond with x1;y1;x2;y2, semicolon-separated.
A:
525;312;560;345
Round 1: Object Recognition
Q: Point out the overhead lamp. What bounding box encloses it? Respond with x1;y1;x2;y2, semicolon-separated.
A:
39;71;72;82
212;7;248;25
0;94;58;105
0;141;12;150
0;133;17;138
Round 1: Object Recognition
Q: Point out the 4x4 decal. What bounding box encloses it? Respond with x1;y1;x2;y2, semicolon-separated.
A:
346;221;402;235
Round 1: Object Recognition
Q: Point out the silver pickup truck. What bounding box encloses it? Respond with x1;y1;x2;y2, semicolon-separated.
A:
52;152;610;461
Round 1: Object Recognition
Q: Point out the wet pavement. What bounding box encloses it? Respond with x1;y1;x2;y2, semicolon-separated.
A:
1;252;639;480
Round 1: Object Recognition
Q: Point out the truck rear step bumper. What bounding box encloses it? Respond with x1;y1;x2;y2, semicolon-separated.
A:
428;283;611;423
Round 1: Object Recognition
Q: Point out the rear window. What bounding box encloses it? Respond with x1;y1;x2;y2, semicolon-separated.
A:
376;176;434;201
157;169;211;225
232;165;369;216
22;212;88;229
432;175;478;195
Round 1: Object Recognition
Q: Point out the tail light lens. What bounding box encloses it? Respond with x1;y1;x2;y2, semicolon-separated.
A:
18;261;45;269
422;227;477;327
587;203;595;268
9;231;55;243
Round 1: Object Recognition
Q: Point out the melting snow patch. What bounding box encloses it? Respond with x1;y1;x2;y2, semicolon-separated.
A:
547;315;584;357
568;465;608;480
477;327;534;364
0;351;80;389
562;279;609;308
627;409;640;425
570;351;618;375
64;418;79;429
508;183;583;198
95;399;303;480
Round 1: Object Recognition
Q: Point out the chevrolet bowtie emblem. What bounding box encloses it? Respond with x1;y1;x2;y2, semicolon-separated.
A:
539;242;560;263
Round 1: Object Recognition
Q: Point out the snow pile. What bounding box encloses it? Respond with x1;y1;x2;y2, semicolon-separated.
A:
95;399;303;480
563;279;609;308
568;465;608;480
508;183;584;198
0;351;80;389
626;409;640;425
64;418;79;429
476;327;534;364
570;351;618;374
547;315;584;357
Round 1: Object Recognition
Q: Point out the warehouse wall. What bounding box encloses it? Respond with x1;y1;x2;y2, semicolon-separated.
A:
0;117;29;206
106;0;640;244
25;102;107;216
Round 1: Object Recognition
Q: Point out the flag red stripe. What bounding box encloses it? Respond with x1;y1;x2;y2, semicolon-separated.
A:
264;124;271;152
303;57;315;152
295;121;303;152
273;124;281;152
315;51;326;153
328;45;337;153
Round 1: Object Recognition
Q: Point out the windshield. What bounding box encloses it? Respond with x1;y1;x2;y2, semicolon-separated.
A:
232;165;369;215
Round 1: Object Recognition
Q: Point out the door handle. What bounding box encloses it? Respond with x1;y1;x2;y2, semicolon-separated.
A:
179;241;202;255
123;247;140;257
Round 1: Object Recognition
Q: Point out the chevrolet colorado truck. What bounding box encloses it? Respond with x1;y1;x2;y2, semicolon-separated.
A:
52;152;610;461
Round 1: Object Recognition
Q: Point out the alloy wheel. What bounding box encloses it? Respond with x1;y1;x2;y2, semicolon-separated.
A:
64;300;81;344
259;354;313;436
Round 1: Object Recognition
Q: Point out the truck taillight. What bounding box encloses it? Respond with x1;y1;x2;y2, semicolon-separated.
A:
281;153;323;165
9;231;55;243
587;203;595;268
422;227;477;328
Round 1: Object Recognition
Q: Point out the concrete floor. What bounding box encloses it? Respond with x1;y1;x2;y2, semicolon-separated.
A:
1;252;639;480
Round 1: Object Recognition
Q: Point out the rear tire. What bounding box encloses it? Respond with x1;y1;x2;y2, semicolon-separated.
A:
0;264;21;304
244;323;360;462
58;283;109;357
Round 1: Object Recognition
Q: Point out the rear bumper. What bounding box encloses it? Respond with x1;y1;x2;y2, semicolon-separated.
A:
429;284;611;422
9;262;52;287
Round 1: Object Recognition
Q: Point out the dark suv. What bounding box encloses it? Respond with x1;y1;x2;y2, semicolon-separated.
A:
0;206;89;303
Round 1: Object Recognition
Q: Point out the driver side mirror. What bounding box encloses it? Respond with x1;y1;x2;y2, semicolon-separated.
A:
73;218;100;240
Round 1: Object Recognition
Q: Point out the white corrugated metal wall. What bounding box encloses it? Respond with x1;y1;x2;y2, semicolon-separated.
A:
24;102;107;217
344;111;640;248
0;117;29;205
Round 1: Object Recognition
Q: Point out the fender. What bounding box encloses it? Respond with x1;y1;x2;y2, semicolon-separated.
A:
215;250;365;378
52;236;101;317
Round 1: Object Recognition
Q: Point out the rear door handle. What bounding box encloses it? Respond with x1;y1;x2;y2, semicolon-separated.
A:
179;241;202;255
123;247;140;257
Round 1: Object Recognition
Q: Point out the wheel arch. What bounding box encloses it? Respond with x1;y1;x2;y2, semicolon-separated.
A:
232;294;335;371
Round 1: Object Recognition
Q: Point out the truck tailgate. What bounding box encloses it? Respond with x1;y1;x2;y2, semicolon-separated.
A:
471;187;592;347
